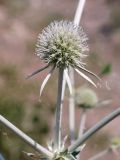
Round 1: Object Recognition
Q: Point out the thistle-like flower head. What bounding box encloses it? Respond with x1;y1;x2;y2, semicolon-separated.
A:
27;20;100;96
35;20;89;68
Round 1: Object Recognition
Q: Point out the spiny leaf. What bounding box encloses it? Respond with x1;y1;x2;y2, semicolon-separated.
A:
77;65;101;81
40;66;55;97
75;68;97;87
26;64;50;79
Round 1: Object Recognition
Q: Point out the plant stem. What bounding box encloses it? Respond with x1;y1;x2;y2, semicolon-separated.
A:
74;0;86;25
68;108;120;153
88;145;120;160
78;109;87;138
69;67;75;143
54;68;64;150
0;115;53;158
88;149;109;160
68;0;87;143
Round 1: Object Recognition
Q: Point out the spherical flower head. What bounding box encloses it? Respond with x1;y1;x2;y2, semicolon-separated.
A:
75;87;98;109
35;20;89;68
27;21;99;96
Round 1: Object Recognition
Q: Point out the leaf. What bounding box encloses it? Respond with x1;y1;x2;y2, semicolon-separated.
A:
64;69;72;95
75;68;97;87
77;65;101;81
40;66;55;97
47;140;54;152
96;99;112;108
61;135;68;150
26;64;50;79
100;63;112;76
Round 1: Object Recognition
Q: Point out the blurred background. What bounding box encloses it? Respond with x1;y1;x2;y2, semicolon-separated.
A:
0;0;120;159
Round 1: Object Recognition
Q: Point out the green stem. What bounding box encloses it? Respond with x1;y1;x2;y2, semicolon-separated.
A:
68;108;120;152
54;68;64;150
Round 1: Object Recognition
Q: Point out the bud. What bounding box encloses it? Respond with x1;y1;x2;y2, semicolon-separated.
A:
75;87;98;109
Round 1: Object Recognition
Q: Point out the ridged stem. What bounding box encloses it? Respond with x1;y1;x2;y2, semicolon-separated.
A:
69;67;75;143
69;0;87;143
78;109;87;138
54;68;64;150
